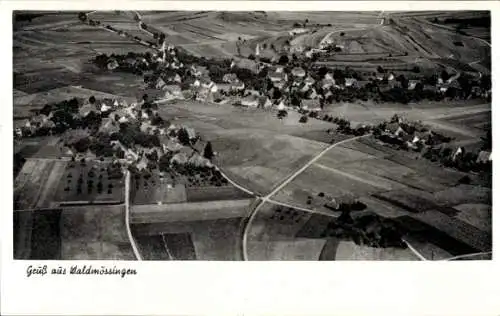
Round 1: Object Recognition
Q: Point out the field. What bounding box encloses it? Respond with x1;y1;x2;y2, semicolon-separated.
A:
59;205;135;260
158;100;335;194
53;161;125;205
14;159;68;210
129;196;255;260
13;205;134;260
13;11;492;261
130;199;253;223
133;218;246;260
246;203;419;260
13;12;150;119
272;135;491;257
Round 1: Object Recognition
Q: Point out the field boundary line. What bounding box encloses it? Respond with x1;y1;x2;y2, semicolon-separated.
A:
402;238;427;261
161;234;174;260
125;170;143;261
443;251;492;261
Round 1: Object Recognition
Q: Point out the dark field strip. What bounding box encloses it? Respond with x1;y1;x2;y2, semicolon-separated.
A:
185;186;252;202
412;210;491;252
396;215;480;256
134;235;171;260
163;233;197;260
371;193;437;214
13;211;34;259
29;209;62;260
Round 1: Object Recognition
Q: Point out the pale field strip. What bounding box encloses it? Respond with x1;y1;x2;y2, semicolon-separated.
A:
34;160;67;209
130;199;254;223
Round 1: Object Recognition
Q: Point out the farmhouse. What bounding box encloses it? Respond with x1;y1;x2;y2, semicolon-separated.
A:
79;103;97;118
163;85;184;100
268;70;288;83
184;127;197;140
231;80;245;92
161;138;183;153
100;103;112;113
223;73;239;84
166;73;182;83
241;95;259;107
99;118;119;134
408;80;420;90
171;152;188;165
107;59;119;70
258;95;272;109
136;157;149;171
452;147;464;162
345;78;358;88
188;153;212;168
291;67;306;78
155;77;167;89
476;150;492;163
304;75;315;86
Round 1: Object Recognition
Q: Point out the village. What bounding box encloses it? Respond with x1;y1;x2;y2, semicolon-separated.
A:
13;20;493;209
12;11;492;263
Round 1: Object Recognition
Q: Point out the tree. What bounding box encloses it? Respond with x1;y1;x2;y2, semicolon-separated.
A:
177;128;190;146
89;96;96;104
278;55;289;65
377;66;385;73
78;12;87;22
440;69;450;81
299;115;308;123
340;32;345;36
277;110;288;120
203;141;214;160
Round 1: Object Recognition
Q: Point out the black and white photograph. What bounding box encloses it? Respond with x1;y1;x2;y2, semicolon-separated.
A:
13;9;492;262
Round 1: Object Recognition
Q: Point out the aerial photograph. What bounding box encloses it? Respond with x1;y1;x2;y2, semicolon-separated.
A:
13;10;491;261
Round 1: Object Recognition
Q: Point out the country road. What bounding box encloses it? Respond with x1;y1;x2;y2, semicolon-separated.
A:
241;134;371;261
125;170;143;261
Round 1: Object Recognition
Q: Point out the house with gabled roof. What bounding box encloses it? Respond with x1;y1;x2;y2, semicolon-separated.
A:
79;103;97;118
241;95;259;107
291;67;306;78
476;150;492;164
268;69;288;83
258;95;272;109
344;78;358;88
223;73;239;84
99;118;119;134
408;80;420;90
155;77;167;90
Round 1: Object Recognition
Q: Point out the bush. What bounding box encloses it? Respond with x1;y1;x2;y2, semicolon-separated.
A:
299;115;308;123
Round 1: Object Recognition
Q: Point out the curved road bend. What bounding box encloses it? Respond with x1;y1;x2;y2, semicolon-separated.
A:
125;170;143;261
241;134;371;261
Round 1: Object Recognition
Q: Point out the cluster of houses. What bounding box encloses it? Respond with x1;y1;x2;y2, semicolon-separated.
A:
376;115;492;166
89;98;213;172
15;113;56;137
15;93;213;173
